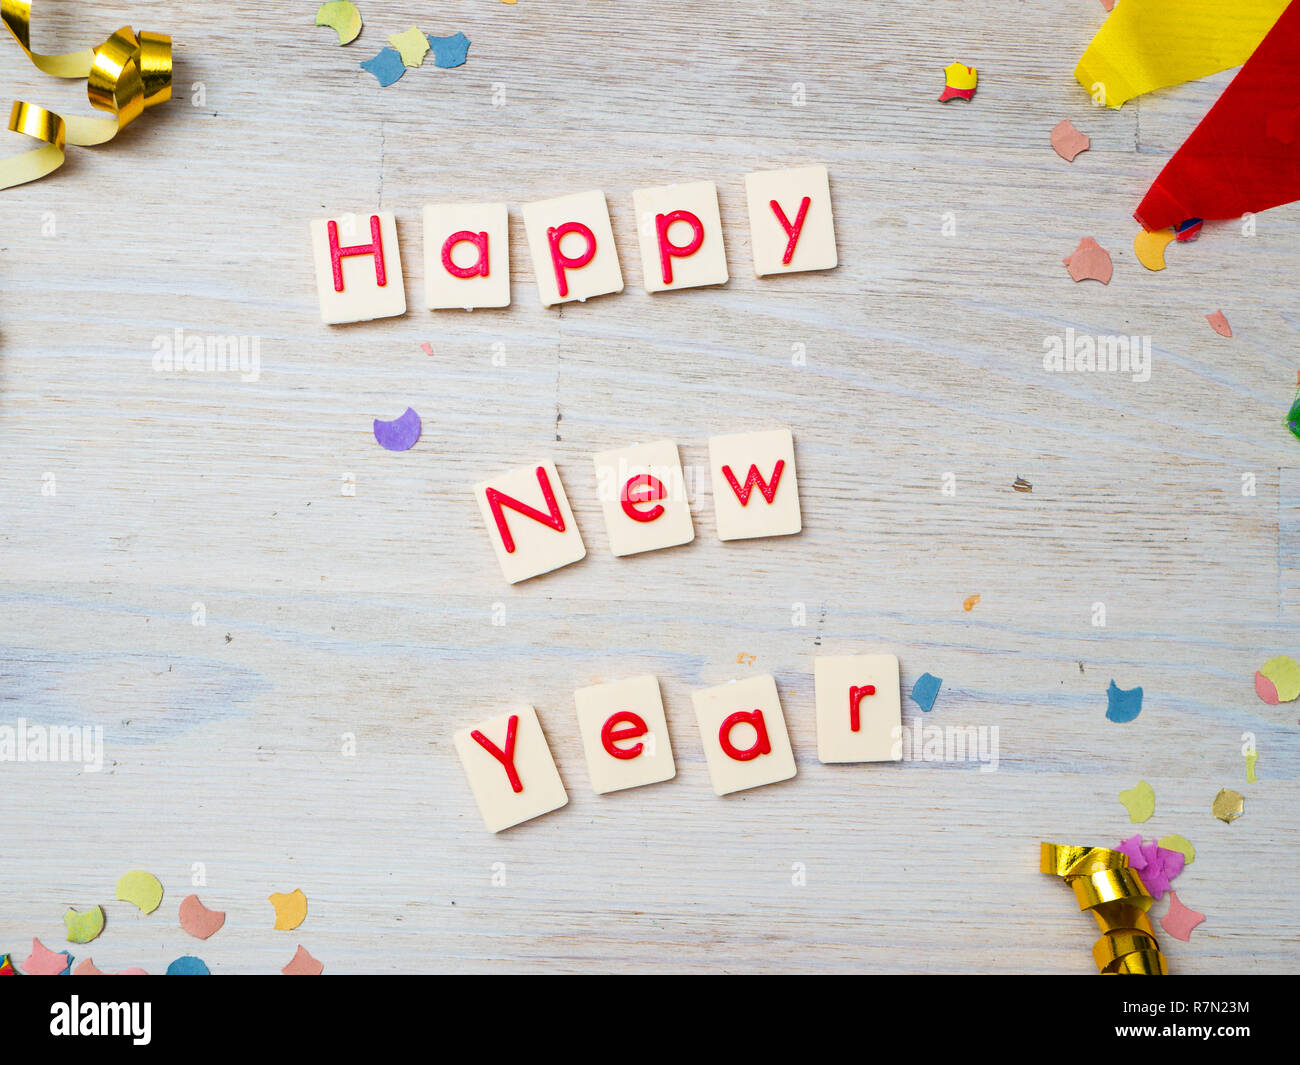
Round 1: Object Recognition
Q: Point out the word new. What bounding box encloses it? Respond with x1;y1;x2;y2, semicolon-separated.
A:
308;166;837;323
457;659;904;833
475;429;798;584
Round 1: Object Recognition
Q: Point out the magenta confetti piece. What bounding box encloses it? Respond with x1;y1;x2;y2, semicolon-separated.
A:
372;407;422;451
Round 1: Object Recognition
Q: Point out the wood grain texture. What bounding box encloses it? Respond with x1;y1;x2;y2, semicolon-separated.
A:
1;0;1297;974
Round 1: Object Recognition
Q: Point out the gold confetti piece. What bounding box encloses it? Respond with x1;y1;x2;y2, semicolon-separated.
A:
1118;779;1156;823
1;1;172;190
1134;227;1176;271
315;1;362;45
1040;842;1166;974
388;26;429;67
1212;787;1244;823
1012;476;1032;493
1157;833;1195;864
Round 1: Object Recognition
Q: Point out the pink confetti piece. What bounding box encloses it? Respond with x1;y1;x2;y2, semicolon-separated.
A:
1051;120;1090;162
1206;309;1232;337
72;958;148;975
1116;836;1186;899
282;944;324;975
1159;889;1206;942
1117;833;1147;870
22;937;71;975
1063;237;1113;284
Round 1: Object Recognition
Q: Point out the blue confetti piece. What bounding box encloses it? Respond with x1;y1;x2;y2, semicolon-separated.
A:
361;47;406;87
1106;680;1143;723
427;31;470;69
56;952;73;975
166;955;210;975
910;672;942;713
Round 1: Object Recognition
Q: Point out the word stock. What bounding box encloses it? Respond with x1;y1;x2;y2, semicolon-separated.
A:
308;166;837;323
474;429;799;584
456;661;902;833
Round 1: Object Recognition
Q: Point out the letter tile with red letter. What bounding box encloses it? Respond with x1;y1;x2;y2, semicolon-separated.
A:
453;705;568;832
707;428;801;541
691;674;796;796
592;438;694;557
814;654;902;763
422;202;510;309
309;211;407;324
743;166;837;277
574;675;676;795
631;180;728;293
474;459;586;583
521;189;623;307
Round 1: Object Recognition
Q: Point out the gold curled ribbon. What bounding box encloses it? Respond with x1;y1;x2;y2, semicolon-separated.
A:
1041;842;1167;975
2;0;171;189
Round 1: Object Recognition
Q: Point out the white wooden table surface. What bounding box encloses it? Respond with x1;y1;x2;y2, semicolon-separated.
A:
2;0;1298;974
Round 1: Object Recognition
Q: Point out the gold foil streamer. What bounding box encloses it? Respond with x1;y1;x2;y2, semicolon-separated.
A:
1;0;171;189
1041;841;1168;975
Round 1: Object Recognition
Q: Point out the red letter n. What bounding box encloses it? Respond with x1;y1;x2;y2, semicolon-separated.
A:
484;466;566;554
327;214;388;292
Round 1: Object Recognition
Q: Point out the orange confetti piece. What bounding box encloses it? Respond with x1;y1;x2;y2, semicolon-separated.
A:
1063;237;1113;284
963;594;980;611
1050;120;1090;161
1206;309;1232;337
282;944;325;975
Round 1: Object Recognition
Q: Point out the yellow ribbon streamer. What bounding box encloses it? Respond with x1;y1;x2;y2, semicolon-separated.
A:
1041;842;1168;975
1;0;171;189
1074;0;1289;110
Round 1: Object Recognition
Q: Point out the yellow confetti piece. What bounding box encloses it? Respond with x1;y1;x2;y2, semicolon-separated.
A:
1134;227;1175;271
1;2;173;190
939;61;977;102
115;869;163;914
1117;779;1155;823
63;905;105;944
269;888;309;931
1212;787;1244;824
1157;833;1195;864
1040;842;1166;974
1256;654;1300;703
315;1;362;46
388;26;429;68
1246;748;1258;782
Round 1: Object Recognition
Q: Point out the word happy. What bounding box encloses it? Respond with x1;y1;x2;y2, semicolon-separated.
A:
308;166;837;322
